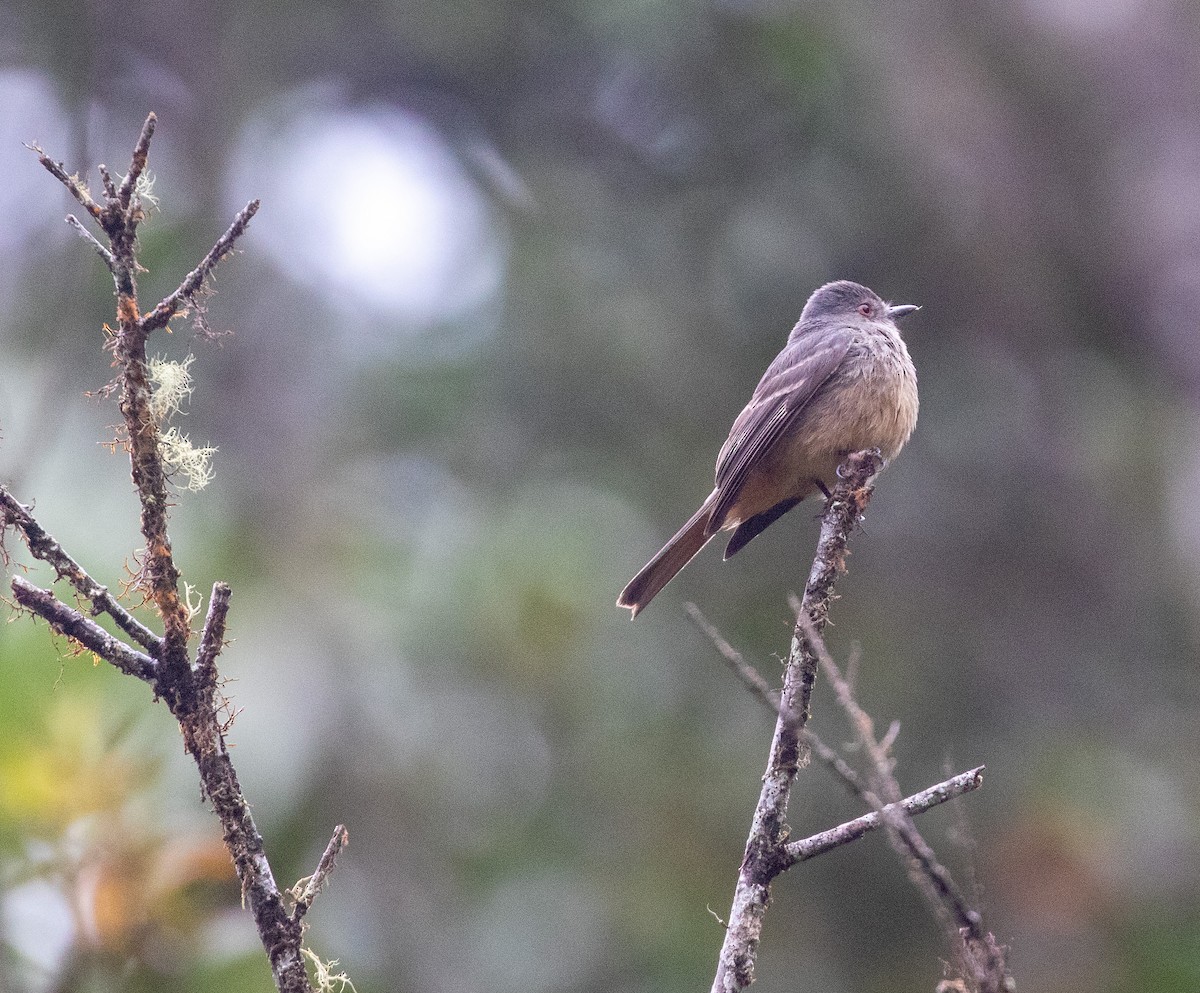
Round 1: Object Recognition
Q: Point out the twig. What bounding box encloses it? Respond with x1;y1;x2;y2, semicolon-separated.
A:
805;730;868;796
783;767;984;865
25;142;102;221
685;602;797;728
291;825;351;924
116;112;156;210
195;581;232;691
0;485;160;652
710;449;883;993
10;577;156;681
796;612;1011;992
65;214;116;273
684;601;869;797
141;199;261;332
797;612;981;929
687;600;985;880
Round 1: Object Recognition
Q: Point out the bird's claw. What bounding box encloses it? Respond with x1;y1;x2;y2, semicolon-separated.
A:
836;448;886;480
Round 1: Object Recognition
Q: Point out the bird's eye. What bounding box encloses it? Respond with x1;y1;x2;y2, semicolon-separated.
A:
857;302;872;316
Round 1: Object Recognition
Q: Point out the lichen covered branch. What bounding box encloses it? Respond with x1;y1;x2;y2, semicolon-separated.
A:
10;576;156;681
13;114;343;993
0;485;160;652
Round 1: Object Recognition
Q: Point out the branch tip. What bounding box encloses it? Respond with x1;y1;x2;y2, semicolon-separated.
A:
291;825;350;923
66;214;117;272
141;198;261;332
29;143;103;221
118;112;158;208
783;766;986;866
195;580;233;693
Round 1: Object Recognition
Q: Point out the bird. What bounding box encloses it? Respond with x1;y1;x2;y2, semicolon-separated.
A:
617;279;919;618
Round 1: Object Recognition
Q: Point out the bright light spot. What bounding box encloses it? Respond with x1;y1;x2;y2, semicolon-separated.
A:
4;879;75;985
0;71;71;253
233;87;507;341
1020;0;1149;35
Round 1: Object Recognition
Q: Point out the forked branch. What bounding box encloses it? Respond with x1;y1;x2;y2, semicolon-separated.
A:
3;113;344;993
702;450;1007;993
709;449;882;993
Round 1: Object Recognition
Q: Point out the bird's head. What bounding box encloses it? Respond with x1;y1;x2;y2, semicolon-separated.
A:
799;280;919;326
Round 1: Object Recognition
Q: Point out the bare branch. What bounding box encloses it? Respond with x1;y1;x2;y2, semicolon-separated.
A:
66;214;116;273
195;581;232;690
291;825;350;924
26;142;103;221
141;199;261;332
710;449;883;993
0;485;161;652
11;576;156;681
11;115;337;993
783;767;985;865
796;613;1011;992
116;112;157;210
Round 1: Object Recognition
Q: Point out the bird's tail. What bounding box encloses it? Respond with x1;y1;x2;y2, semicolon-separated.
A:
617;495;717;618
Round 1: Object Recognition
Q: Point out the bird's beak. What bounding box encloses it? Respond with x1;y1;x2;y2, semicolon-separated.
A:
888;303;920;319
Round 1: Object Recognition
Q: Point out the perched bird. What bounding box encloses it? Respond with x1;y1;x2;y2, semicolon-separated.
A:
617;280;919;618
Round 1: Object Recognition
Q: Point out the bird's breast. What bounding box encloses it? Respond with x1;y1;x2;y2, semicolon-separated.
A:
713;325;918;529
834;332;919;457
764;332;918;493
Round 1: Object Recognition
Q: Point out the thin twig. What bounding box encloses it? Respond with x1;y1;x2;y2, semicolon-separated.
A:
685;601;869;797
783;767;984;865
195;581;232;690
10;577;156;681
141;199;261;332
805;731;868;796
796;613;1011;991
686;600;986;888
116;112;156;210
797;612;982;933
65;215;116;273
27;143;102;221
685;602;797;728
0;485;160;652
291;825;350;924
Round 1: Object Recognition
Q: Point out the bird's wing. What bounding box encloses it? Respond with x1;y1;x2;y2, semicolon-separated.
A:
708;332;853;533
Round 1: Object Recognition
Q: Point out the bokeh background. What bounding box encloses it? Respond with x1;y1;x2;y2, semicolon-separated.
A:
1;1;1199;991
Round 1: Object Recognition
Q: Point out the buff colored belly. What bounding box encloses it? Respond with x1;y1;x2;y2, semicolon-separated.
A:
719;367;918;528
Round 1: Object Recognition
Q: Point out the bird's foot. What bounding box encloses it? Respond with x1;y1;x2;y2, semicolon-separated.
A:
835;447;886;480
